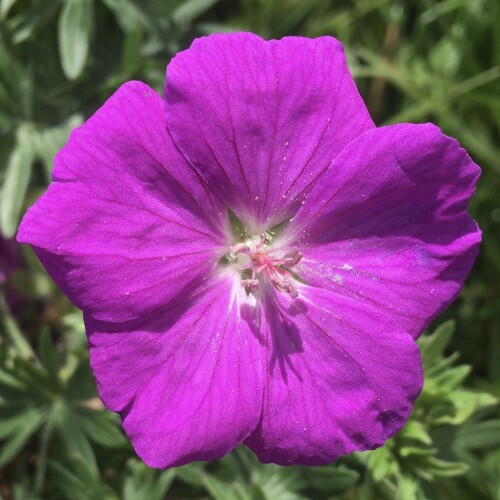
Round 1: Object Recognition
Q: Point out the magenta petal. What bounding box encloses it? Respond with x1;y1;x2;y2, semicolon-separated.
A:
18;82;225;323
244;286;422;466
164;32;374;228
86;277;263;468
286;124;481;339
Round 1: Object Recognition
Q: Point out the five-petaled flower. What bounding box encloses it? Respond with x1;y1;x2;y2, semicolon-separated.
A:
17;33;481;468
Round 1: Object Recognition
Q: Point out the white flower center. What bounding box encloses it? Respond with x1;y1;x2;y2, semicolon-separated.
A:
228;233;302;298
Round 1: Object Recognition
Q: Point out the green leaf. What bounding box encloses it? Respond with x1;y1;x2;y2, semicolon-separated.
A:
255;467;304;500
100;0;148;32
0;409;40;439
58;0;93;80
122;459;175;500
0;408;44;466
0;0;20;18
456;420;500;450
33;115;83;179
0;366;25;392
434;389;497;425
153;469;176;500
49;459;114;500
13;356;57;394
401;420;432;445
419;320;455;367
304;465;359;494
38;328;60;381
175;461;206;486
429;39;461;76
77;409;126;448
0;416;21;440
0;292;35;359
121;29;144;77
0;123;35;238
425;457;469;477
48;460;92;500
58;412;99;479
65;359;99;401
395;475;419;500
201;473;240;500
425;351;461;379
399;446;436;458
434;365;472;391
172;0;221;25
367;446;393;482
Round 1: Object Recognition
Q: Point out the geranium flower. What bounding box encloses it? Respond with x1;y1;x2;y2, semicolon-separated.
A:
17;33;481;468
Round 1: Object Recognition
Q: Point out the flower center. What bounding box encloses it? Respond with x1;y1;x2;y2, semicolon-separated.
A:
229;234;302;298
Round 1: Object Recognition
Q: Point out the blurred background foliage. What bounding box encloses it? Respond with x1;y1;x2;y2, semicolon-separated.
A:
0;0;499;498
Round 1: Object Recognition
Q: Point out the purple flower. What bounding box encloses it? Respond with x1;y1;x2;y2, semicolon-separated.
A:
17;33;481;468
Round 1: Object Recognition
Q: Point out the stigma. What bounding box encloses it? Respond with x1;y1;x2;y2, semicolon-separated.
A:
229;234;302;298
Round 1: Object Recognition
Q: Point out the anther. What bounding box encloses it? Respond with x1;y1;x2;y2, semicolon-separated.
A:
230;237;302;299
241;279;260;291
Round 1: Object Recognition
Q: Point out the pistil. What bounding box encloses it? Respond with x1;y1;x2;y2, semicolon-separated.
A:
230;234;302;298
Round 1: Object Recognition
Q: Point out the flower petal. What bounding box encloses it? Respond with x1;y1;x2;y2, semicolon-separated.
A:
164;32;374;230
18;81;226;323
86;276;263;468
285;124;481;339
244;285;422;465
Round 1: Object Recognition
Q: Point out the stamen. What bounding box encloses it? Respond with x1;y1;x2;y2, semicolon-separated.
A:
230;237;302;298
283;248;303;267
230;242;250;254
241;278;260;291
